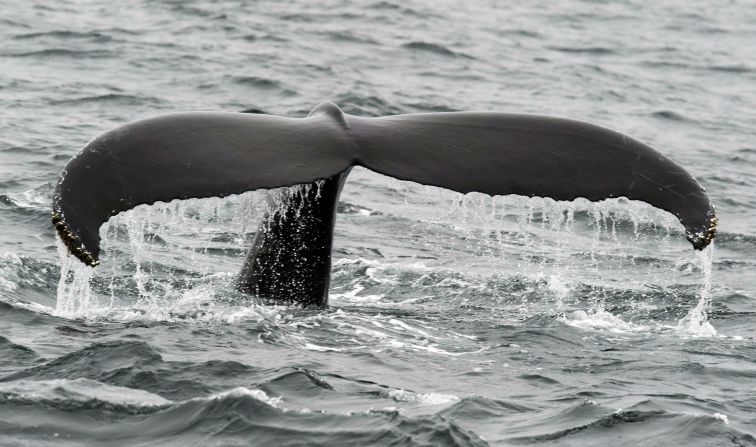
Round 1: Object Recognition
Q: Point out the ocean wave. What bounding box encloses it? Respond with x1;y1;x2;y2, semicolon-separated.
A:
12;30;114;43
0;335;39;374
6;48;114;58
547;46;616;55
651;110;695;123
323;30;380;45
51;94;163;106
0;381;488;446
230;76;284;90
503;399;753;446
401;41;473;59
0;378;171;414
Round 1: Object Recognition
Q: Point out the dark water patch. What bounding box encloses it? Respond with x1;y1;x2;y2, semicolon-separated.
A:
258;33;290;43
6;48;114;59
230;75;283;90
164;3;217;18
642;60;695;71
281;12;364;23
368;1;432;19
369;0;402;9
497;29;543;39
699;26;731;34
517;374;561;386
401;41;472;59
709;65;755;74
417;70;486;82
13;30;114;43
547;46;615;55
51;93;162;107
643;60;755;75
302;63;336;75
651;110;695;123
323;30;379;45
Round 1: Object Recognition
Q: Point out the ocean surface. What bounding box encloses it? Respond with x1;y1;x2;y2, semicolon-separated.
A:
1;0;755;445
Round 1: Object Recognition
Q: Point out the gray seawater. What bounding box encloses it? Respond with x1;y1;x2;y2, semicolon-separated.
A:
1;0;755;445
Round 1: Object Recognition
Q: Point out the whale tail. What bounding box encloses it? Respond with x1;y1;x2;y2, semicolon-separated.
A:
53;103;716;305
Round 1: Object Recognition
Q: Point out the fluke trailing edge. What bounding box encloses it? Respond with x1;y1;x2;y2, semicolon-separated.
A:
53;102;717;306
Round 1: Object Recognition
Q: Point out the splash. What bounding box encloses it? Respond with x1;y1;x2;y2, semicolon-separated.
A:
54;171;714;333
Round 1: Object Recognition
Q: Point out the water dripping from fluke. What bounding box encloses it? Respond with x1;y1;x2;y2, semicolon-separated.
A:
52;180;715;335
676;244;716;337
55;235;95;317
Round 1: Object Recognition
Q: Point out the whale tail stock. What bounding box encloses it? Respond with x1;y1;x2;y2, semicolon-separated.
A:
53;102;716;306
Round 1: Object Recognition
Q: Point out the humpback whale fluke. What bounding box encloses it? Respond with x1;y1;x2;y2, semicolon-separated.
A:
52;102;717;306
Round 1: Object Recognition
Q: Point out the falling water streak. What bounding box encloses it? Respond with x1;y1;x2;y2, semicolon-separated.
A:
54;175;708;329
52;187;308;316
677;244;716;336
55;236;94;316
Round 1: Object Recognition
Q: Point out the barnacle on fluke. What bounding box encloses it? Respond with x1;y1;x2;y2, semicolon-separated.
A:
686;211;717;251
52;211;99;266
